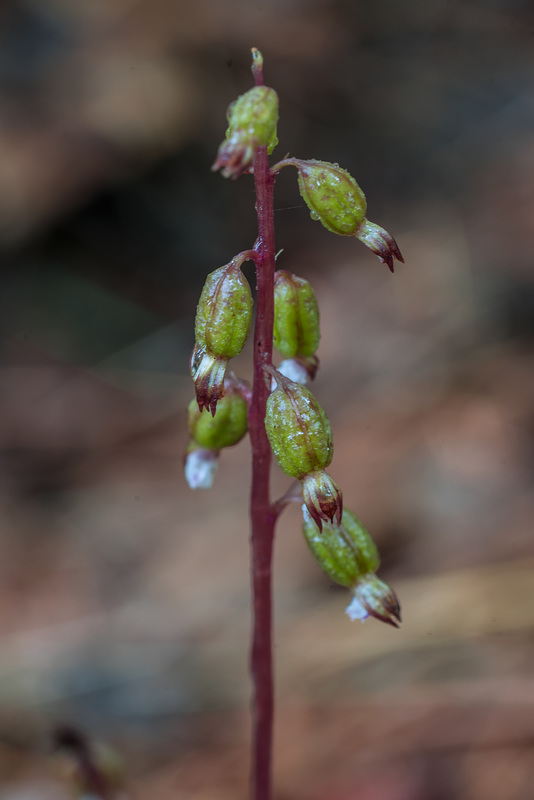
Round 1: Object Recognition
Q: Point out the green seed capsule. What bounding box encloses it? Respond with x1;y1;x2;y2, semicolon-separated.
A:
302;508;380;588
273;270;320;359
195;260;253;359
188;391;248;451
295;159;367;236
265;374;333;479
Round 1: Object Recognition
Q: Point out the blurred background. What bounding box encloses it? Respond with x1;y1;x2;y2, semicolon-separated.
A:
1;0;534;797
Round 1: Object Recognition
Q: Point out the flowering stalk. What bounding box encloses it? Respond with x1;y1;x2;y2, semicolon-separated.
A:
186;46;404;800
248;51;277;800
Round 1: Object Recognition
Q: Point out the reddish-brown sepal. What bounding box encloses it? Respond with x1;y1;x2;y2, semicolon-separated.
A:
301;469;343;532
190;344;228;416
346;575;401;628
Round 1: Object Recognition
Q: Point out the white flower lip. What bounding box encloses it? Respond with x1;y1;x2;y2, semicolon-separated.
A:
278;359;309;385
185;450;219;489
345;594;370;622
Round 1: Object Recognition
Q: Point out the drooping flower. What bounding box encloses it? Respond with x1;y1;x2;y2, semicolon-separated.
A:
191;254;253;414
185;376;249;490
281;158;404;272
265;369;342;529
302;505;401;627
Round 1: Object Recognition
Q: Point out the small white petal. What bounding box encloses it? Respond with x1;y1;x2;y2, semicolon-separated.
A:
195;350;212;378
345;594;370;622
185;450;218;489
278;359;309;385
302;503;313;526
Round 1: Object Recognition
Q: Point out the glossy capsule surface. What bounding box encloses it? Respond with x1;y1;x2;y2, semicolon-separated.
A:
273;270;320;359
188;391;248;450
195;262;253;359
302;508;380;587
265;377;333;478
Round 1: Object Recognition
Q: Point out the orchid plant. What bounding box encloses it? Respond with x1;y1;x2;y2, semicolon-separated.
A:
185;48;403;800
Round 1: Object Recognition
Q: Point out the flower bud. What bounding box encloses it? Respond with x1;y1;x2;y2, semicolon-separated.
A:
265;370;342;529
265;372;333;478
301;469;343;530
212;86;279;179
184;447;219;490
291;159;403;272
195;259;253;360
273;270;320;359
188;389;248;451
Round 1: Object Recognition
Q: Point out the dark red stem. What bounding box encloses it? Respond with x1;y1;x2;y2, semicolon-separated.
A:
248;50;277;800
